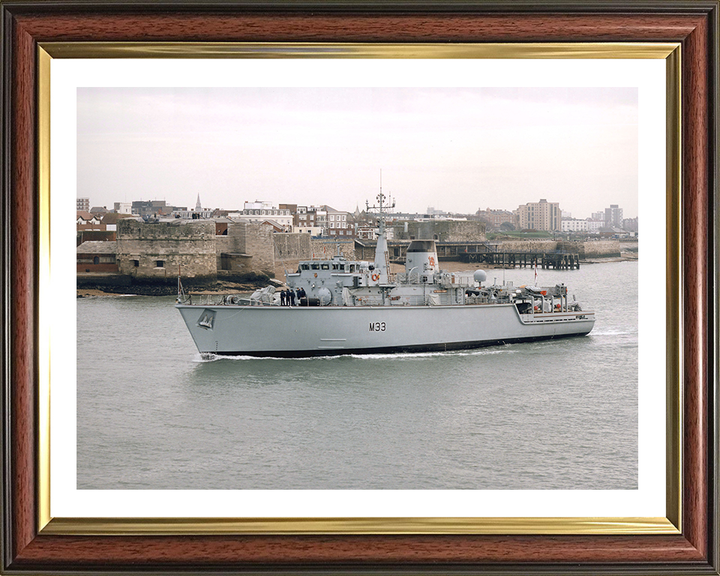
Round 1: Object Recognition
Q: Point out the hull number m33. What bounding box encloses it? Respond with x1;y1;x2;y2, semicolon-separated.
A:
369;322;387;332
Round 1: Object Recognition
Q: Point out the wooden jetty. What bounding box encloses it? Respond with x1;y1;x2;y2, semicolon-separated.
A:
458;251;580;270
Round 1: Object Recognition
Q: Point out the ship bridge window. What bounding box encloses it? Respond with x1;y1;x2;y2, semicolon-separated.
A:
321;263;330;270
301;264;309;271
311;263;320;270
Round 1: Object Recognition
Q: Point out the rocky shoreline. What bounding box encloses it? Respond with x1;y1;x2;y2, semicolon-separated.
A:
77;278;275;298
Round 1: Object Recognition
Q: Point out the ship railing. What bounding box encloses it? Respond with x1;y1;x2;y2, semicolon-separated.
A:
179;293;282;306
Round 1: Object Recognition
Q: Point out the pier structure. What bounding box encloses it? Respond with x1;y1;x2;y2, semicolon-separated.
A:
355;240;581;270
458;251;581;270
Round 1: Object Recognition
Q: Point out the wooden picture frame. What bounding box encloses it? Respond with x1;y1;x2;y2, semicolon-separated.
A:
1;1;717;573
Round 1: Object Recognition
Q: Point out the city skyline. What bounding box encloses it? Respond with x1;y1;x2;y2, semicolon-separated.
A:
78;194;630;225
78;87;639;218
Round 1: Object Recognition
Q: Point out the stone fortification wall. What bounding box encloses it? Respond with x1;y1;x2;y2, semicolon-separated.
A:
274;233;312;261
215;222;248;272
559;240;621;258
214;222;276;275
243;223;275;275
392;221;486;242
215;222;245;256
497;240;559;253
310;238;356;260
116;220;216;281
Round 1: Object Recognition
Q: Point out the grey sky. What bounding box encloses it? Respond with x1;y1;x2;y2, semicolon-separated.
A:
77;87;638;218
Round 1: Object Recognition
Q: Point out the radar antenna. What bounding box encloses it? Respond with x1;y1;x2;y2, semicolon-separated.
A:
365;171;395;234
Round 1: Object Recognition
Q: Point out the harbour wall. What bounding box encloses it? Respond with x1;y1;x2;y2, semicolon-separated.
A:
392;220;487;242
274;232;312;261
310;238;356;260
490;239;621;258
558;240;622;258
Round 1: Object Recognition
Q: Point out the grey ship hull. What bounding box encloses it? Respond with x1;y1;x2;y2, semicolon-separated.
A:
176;303;594;358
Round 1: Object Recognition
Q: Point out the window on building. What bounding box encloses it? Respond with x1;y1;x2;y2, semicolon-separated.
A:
93;256;99;265
156;260;164;268
133;260;139;267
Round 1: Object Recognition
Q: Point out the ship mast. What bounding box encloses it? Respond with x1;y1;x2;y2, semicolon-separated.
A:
365;173;395;285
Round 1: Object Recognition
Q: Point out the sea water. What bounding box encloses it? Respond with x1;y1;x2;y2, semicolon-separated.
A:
77;261;637;490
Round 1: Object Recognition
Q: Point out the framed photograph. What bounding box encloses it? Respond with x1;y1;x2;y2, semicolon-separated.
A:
1;1;717;574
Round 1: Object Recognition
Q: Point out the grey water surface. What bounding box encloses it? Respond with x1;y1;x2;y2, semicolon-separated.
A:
77;261;637;490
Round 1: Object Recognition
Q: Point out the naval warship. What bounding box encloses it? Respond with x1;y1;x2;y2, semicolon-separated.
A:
176;194;595;358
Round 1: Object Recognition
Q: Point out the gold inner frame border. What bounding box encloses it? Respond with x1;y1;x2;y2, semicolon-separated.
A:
37;41;682;536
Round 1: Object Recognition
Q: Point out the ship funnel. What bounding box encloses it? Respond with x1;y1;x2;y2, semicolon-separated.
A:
405;240;439;277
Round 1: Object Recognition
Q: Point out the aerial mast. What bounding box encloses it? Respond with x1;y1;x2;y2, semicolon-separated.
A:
365;172;395;285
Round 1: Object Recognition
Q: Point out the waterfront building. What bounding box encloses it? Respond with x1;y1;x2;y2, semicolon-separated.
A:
132;200;186;218
324;206;354;238
514;199;561;231
561;218;589;232
294;205;353;237
77;241;118;273
623;217;639;233
113;202;132;214
476;207;516;229
586;220;604;233
604;204;624;228
356;224;378;240
293;225;323;236
101;212;137;232
295;205;315;228
77;211;104;231
228;201;294;228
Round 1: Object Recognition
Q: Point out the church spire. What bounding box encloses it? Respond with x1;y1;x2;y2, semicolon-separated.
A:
195;194;202;212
